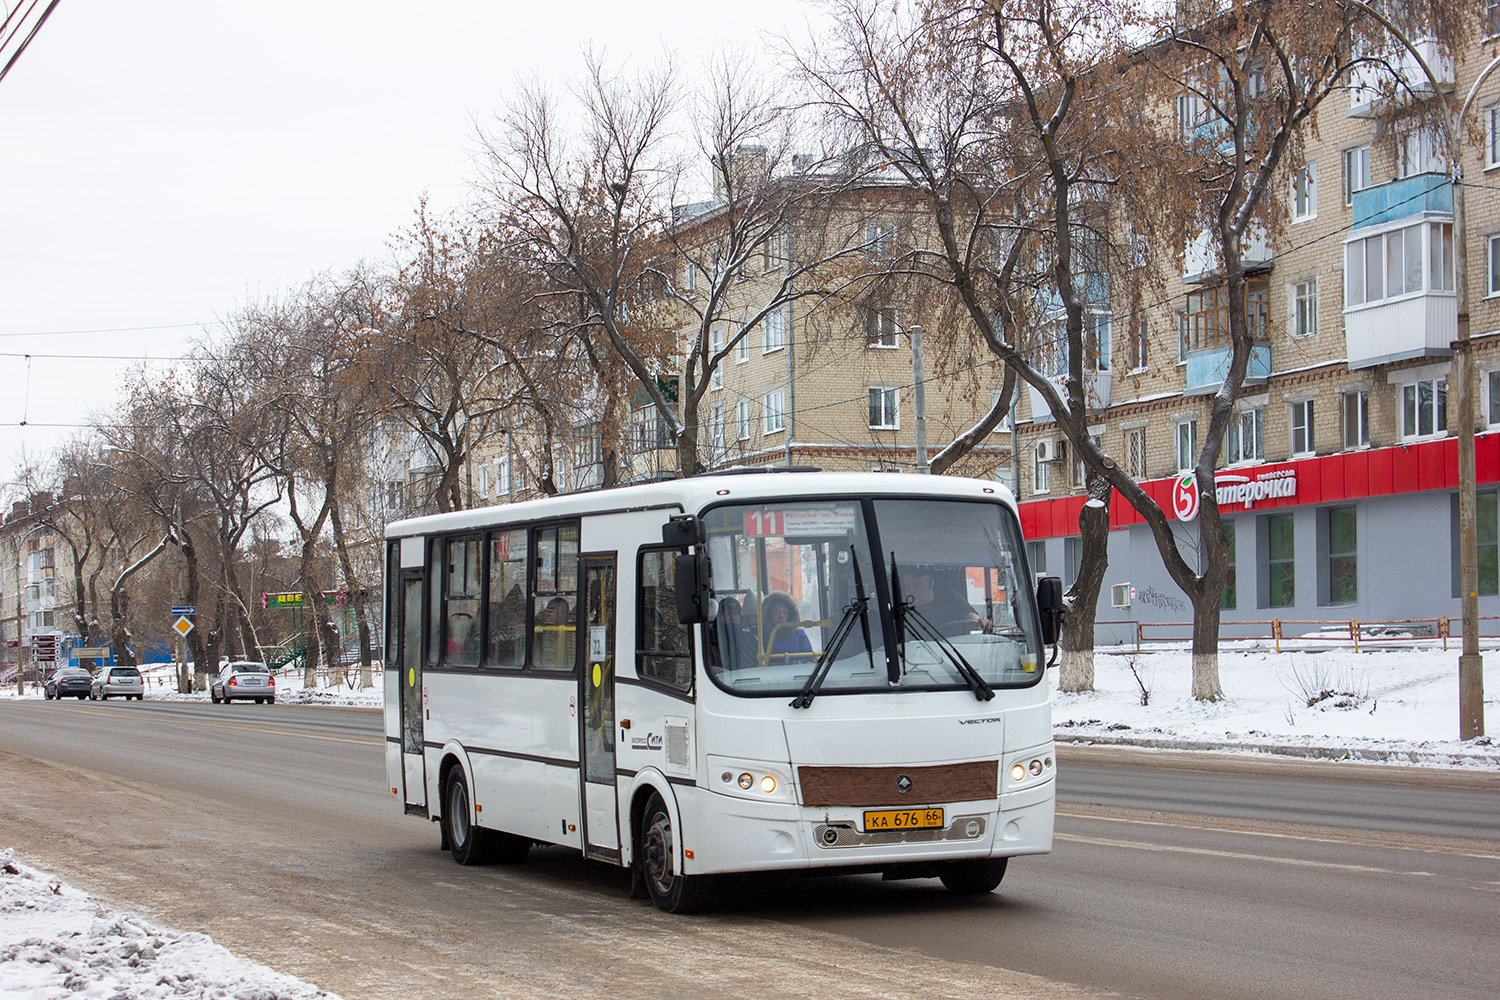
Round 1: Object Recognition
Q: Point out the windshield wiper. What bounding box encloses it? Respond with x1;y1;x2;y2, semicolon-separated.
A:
790;548;875;709
900;601;996;703
887;555;907;685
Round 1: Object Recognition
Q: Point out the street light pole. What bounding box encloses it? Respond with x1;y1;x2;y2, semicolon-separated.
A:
911;325;928;473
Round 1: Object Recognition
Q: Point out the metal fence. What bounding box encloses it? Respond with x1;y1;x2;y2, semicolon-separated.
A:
1102;615;1500;653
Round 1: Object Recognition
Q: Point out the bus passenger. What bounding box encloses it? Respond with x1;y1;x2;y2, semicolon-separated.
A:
712;596;756;669
760;592;813;664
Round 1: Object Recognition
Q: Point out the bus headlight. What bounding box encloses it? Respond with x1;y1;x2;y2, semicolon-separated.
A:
738;773;754;790
1011;764;1026;782
709;756;793;803
760;775;777;794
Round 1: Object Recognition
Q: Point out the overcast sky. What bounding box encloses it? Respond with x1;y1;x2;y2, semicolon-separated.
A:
0;0;826;489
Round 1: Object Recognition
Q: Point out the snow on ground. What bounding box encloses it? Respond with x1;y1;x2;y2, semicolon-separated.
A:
0;848;336;1000
1056;644;1499;768
1;646;1495;994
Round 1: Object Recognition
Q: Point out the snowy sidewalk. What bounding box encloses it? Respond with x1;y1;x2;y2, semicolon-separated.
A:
0;849;336;1000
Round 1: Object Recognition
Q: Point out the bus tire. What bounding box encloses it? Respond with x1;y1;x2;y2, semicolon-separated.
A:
938;857;1008;894
639;791;712;914
442;768;493;865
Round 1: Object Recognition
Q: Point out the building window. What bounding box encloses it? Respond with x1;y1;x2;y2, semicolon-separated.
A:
1026;540;1047;579
1184;279;1269;351
1342;390;1370;449
735;322;749;363
866;306;899;348
1175;419;1197;472
1070;435;1100;488
1398;128;1445;178
1490;370;1500;427
479;465;490;499
865;222;895;255
685;262;698;293
1290;399;1315;456
764;228;788;272
1400;377;1447;439
710;405;725;461
1086;311;1111;371
1292;279;1318;338
1226;408;1264;464
1343;145;1371;207
1221;521;1237;610
737;400;751;441
1292;162;1317;222
709;326;726;389
762;389;786;434
868;387;899;429
1488;234;1500;297
1064;537;1082;588
1487;104;1500;169
1126;427;1147;479
1263;513;1295;609
1129;318;1148;371
1324;506;1358;605
763;308;788;352
1345;222;1453;307
1176;92;1205;136
1176;313;1189;363
1033;442;1051;494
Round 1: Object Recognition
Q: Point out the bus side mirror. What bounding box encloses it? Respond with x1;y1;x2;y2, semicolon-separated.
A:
675;552;713;624
662;514;703;548
1036;576;1064;646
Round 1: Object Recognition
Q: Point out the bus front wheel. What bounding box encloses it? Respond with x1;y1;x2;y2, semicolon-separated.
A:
639;792;712;913
938;857;1008;894
443;768;493;865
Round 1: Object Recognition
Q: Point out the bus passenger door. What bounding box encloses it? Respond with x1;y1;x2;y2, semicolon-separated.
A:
400;573;427;814
579;556;620;860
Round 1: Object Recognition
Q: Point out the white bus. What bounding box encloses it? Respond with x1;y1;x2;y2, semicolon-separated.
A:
383;470;1062;912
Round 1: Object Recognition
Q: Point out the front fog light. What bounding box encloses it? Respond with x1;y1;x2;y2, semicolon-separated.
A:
759;775;777;794
738;773;754;790
1029;759;1043;776
1011;763;1026;782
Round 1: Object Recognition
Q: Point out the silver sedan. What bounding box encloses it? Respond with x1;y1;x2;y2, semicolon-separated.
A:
211;661;277;704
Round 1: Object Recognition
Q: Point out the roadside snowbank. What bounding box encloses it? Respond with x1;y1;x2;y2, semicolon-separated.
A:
0;848;336;999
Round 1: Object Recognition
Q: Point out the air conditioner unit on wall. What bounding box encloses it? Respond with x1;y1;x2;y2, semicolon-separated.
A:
1111;583;1131;609
1034;438;1055;462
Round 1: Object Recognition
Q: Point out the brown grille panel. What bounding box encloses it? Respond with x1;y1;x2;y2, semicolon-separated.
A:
797;761;998;807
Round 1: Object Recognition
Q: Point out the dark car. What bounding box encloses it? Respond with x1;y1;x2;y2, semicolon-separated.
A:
211;661;276;704
44;667;93;700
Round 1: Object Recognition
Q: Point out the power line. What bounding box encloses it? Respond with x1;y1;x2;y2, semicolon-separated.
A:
0;322;210;339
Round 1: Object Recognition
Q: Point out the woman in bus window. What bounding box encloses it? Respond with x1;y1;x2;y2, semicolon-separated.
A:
760;592;813;664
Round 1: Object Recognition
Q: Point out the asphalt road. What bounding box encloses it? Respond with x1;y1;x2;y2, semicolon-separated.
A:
1;699;1495;1000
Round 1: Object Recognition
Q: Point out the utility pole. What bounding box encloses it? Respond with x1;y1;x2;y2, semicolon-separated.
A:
911;325;928;473
1344;1;1495;738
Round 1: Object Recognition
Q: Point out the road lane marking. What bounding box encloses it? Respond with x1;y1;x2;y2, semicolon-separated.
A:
1056;832;1434;875
1058;806;1500;860
64;705;379;746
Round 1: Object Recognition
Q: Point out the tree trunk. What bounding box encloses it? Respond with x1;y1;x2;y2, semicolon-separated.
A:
328;503;374;689
1189;588;1225;702
1058;476;1111;693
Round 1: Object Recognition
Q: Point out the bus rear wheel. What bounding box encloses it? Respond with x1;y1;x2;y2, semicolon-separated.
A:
938;857;1008;894
639;792;712;913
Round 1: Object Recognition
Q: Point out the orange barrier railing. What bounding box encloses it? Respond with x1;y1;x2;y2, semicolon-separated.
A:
1121;615;1500;652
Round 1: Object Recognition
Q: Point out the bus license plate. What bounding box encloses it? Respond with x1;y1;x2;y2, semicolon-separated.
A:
863;808;944;832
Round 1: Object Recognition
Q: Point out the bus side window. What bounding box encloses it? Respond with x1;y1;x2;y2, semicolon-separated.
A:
530;523;580;670
445;537;482;666
488;528;528;668
638;548;692;691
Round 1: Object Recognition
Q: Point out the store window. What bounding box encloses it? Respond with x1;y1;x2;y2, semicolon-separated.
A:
1451;491;1499;597
1221;521;1237;610
1322;506;1358;605
1261;513;1296;609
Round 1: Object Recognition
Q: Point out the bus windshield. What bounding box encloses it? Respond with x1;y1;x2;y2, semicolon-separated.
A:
702;497;1043;698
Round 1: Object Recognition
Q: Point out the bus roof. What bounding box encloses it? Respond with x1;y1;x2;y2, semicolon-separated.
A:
384;471;1018;539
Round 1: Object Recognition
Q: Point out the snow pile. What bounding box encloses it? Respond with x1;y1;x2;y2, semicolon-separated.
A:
0;848;337;999
1055;646;1499;768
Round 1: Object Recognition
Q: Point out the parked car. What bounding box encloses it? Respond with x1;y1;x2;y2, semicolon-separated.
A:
91;665;144;701
44;667;92;700
211;661;275;704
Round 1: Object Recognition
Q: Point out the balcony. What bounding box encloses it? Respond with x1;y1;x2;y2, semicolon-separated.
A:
1027;370;1112;423
1343;179;1456;370
1183;226;1272;283
1351;172;1451;230
1348;38;1454;118
1185;342;1271;395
